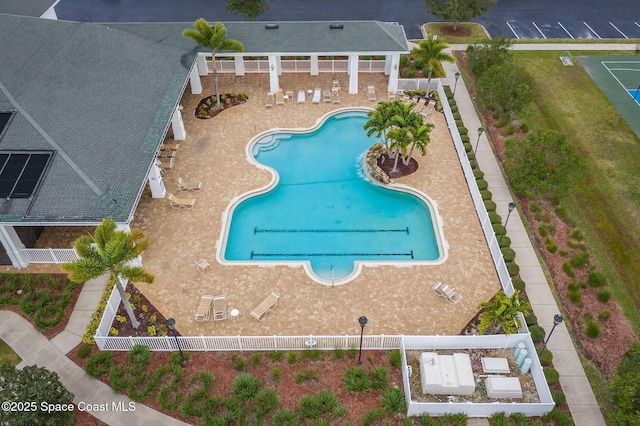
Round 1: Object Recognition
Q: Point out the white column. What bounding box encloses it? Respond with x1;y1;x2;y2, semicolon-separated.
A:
387;54;400;92
147;163;166;199
0;226;29;268
171;107;186;141
268;55;279;93
189;64;202;94
384;55;392;75
348;55;359;94
276;56;282;75
234;54;245;76
196;53;208;76
310;55;319;76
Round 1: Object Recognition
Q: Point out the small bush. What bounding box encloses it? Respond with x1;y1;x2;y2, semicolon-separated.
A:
255;387;279;416
381;387;405;413
231;353;246;371
569;289;582;304
251;352;262;367
294;369;319;384
304;349;323;361
389;349;402;367
85;351;113;378
496;114;511;128
450;104;459;113
272;409;301;426
154;364;182;389
539;349;553;366
127;371;159;401
109;364;133;393
461;134;470;143
272;367;281;381
544;367;559;385
598;310;612;321
157;386;182;410
506;262;520;276
588;271;607;287
298;389;342;420
128;344;152;367
562;262;575;278
332;348;344;360
545;237;558;254
269;351;283;362
399;56;409;67
347;347;357;359
586;320;601;339
484;200;497;212
551;389;566;405
180;389;211;418
286;351;301;365
500;124;515;136
543;409;572;426
529;202;541;213
403;68;416;78
453;112;461;120
520;123;530;133
361;408;388;425
476;179;489;190
473;170;485;179
231;373;261;401
481;189;493;200
489;211;502;224
570;252;590;268
343;366;371;392
524;312;537;326
491;412;507;426
413;58;425;68
457;126;468;136
529;325;546;343
499;235;511;248
463;141;472;152
501;247;516;262
76;345;92;359
597;289;612;303
370;366;388;390
170;350;190;366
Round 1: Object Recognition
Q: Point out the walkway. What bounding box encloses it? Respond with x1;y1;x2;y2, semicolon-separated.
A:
0;275;189;426
441;44;612;426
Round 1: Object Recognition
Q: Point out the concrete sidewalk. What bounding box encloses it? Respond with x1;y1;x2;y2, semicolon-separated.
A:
1;275;189;426
441;52;608;426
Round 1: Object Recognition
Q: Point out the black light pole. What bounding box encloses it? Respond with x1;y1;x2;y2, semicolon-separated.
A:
453;72;460;98
539;314;563;356
472;127;484;168
166;318;187;366
499;202;517;244
357;316;368;366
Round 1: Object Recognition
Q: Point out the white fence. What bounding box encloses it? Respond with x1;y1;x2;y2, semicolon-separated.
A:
22;248;79;264
210;58;385;74
400;334;555;417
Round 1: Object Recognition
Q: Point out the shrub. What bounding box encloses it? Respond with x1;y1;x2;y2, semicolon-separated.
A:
457;126;468;136
76;345;92;359
19;290;53;315
544;367;559;385
467;37;513;77
154;364;182;389
381;388;406;412
231;353;246;371
562;262;575;278
453;112;461;120
170;350;190;366
347;347;357;359
294;369;319;384
490;412;507;426
298;389;342;420
128;344;152;367
252;352;262;367
180;389;211;417
499;235;511;248
551;389;566;405
506;262;520;276
539;349;553;366
127;371;159;401
186;371;214;393
597;289;612;303
588;271;607;287
500;124;515;136
85;351;113;378
389;349;402;367
403;68;416;78
481;189;493;200
496;114;511;128
361;408;388;425
272;367;281;381
109;364;133;393
272;409;301;426
529;325;546;343
461;134;470;143
304;349;323;361
399;55;409;67
524;312;536;326
286;351;301;365
473;170;485;179
520;122;529;133
231;373;261;401
501;247;516;262
570;252;590;268
332;348;344;360
413;58;425;69
343;366;371;392
586;320;601;339
598;310;612;321
545;238;558;254
493;224;505;237
484;200;497;212
476;179;488;191
450;104;459;113
489;211;502;224
543;409;572;426
463;141;472;152
370;366;388;390
269;351;283;362
157;386;182;410
569;289;582;304
255;388;279;416
610;342;640;425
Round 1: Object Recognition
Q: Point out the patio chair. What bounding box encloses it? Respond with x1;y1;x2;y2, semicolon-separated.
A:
421;100;436;118
332;80;340;91
167;192;196;209
366;85;376;101
194;295;213;322
250;291;280;321
312;88;321;104
177;177;203;192
265;93;275;108
195;258;211;274
161;142;180;151
413;98;426;113
156;157;174;172
285;90;294;101
323;90;332;103
444;288;463;304
331;88;340;104
387;90;396;100
275;89;285;105
212;295;228;320
158;149;177;159
402;94;411;103
297;90;306;104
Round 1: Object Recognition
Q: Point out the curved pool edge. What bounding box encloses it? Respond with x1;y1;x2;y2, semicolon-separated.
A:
215;107;448;286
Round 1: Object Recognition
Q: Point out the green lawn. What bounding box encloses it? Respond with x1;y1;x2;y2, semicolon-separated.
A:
423;22;489;44
0;339;21;367
513;50;640;337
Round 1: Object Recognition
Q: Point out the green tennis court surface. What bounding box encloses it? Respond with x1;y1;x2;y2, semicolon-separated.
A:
577;56;640;139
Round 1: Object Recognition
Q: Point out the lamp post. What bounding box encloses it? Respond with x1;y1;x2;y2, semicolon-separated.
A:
539;314;563;356
453;72;460;98
357;316;368;365
472;127;484;168
166;318;187;366
499;202;517;244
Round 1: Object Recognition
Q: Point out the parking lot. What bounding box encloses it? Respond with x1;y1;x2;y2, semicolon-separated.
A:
497;19;640;39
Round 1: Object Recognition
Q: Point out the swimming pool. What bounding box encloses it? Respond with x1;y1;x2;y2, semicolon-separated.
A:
218;108;447;284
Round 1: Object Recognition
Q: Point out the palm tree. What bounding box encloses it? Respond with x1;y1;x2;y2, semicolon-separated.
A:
478;290;531;335
411;36;454;95
183;19;244;107
61;218;154;329
387;126;412;173
403;122;435;165
363;101;396;151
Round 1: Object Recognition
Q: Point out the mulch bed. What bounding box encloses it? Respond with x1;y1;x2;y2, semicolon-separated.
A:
440;25;472;37
195;93;248;119
377;153;419;179
110;284;172;338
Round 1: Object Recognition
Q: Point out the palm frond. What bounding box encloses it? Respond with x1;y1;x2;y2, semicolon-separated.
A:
61;258;108;283
94;218;117;251
116;266;155;284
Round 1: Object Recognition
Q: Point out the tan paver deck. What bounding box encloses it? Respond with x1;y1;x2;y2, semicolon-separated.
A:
129;73;501;337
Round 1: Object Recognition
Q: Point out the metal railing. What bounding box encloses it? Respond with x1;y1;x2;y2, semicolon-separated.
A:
208;58;386;74
22;248;79;264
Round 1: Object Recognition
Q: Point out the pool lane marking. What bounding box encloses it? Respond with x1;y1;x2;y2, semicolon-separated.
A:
532;22;547;39
609;22;628;38
558;22;574;39
506;21;520;39
583;21;601;39
251;250;415;258
254;227;410;234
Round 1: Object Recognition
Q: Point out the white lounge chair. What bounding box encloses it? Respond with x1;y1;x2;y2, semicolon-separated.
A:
387;90;396;100
250;291;280;321
366;85;376;101
161;142;180;152
212;295;227;321
323;90;332;103
413;98;426;112
275;89;285;105
312;88;321;104
421;100;436;118
433;281;462;304
265;93;275;107
332;80;340;91
331;88;340;104
167;193;195;209
285;90;294;101
297;90;306;104
194;295;213;322
177;177;203;192
158;149;177;158
156;157;174;172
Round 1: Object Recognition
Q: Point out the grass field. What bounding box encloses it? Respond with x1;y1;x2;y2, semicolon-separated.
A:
423;22;488;44
0;339;21;367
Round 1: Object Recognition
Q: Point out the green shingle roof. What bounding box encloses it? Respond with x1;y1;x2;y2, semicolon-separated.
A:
0;14;195;224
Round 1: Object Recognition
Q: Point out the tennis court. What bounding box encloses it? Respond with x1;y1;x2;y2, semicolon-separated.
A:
577;56;640;138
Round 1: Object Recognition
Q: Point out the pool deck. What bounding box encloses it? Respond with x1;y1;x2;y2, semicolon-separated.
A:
123;72;501;338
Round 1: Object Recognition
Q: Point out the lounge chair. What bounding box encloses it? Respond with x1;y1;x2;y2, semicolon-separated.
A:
195;258;211;274
156;157;174;172
250;291;280;321
366;85;376;101
402;94;411;103
332;80;340;91
432;281;462;304
167;193;196;209
161;142;180;152
387;90;396;100
421;100;436;118
177;177;203;192
323;90;332;103
212;295;227;321
158;149;177;159
194;295;213;322
312;88;321;104
413;98;426;113
275;89;285;105
331;88;340;104
297;90;306;104
285;90;294;101
265;93;275;108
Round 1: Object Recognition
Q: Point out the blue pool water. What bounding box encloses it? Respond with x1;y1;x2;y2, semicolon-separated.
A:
223;111;441;281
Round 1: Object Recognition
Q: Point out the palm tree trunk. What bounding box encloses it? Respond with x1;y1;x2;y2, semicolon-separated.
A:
392;150;401;172
115;276;140;329
426;68;433;95
211;50;221;107
453;21;458;31
403;144;415;165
